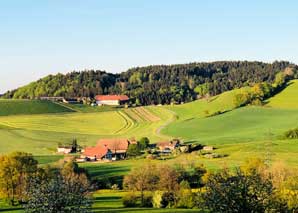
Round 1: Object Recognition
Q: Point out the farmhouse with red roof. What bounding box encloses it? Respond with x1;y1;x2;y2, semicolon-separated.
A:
83;138;130;161
95;95;129;106
83;145;112;161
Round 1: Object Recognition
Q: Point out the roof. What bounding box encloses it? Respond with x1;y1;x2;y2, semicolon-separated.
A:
97;139;129;153
95;95;129;101
157;141;179;148
84;145;109;159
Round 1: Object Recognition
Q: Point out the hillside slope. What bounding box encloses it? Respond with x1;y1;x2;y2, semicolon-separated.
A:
267;80;298;109
0;100;74;116
164;87;250;120
0;106;173;154
162;107;298;144
162;81;298;144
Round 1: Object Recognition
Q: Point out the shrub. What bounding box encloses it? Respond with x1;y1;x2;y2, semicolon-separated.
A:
141;193;153;207
203;168;288;212
284;128;298;139
127;144;141;157
233;91;252;108
176;181;196;208
251;98;263;106
138;137;150;150
122;193;138;207
161;192;176;208
152;191;176;208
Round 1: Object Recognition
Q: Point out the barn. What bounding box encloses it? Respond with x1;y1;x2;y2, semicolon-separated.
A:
95;95;129;106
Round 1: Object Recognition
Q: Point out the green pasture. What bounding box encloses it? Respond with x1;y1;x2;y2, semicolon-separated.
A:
162;106;298;144
58;103;122;113
267;80;298;109
92;190;200;213
164;87;244;120
0;105;173;155
0;100;73;116
0;111;127;135
0;190;200;213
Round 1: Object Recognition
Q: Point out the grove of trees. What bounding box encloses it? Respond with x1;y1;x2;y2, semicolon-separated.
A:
122;159;298;212
0;152;92;212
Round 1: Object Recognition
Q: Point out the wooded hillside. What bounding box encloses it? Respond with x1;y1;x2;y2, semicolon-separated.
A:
3;61;297;105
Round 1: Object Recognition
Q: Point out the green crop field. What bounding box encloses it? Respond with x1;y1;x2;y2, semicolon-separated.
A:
0;99;74;116
0;105;173;155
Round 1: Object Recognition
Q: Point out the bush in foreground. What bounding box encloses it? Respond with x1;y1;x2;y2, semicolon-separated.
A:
284;128;298;139
122;193;138;207
24;161;93;213
203;168;287;213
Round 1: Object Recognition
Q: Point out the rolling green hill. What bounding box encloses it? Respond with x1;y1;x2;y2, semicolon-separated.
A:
267;80;298;109
164;87;249;120
0;106;173;155
162;106;298;144
0;100;74;116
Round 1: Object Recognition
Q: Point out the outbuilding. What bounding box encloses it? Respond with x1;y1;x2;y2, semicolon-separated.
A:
95;95;129;106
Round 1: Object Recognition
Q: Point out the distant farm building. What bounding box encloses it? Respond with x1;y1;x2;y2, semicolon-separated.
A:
83;144;113;161
156;140;180;153
83;139;130;161
203;146;214;151
63;98;81;104
40;97;64;102
95;95;129;106
57;146;72;154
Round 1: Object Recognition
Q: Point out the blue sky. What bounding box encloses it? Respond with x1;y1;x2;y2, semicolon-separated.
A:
0;0;297;93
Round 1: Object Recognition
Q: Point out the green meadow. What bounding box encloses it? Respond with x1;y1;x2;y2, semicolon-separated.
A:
267;79;298;109
162;106;298;145
92;190;200;213
0;99;74;116
0;103;173;154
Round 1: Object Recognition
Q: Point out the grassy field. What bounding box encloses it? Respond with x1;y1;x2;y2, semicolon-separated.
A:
0;190;201;213
58;103;122;113
162;106;298;144
0;99;73;116
164;87;245;120
267;80;298;109
0;105;173;155
92;190;201;213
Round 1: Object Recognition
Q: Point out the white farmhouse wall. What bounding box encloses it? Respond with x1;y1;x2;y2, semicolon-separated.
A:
96;100;120;105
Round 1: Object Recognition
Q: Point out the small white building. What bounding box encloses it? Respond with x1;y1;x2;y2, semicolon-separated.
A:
57;147;72;154
203;146;214;151
95;95;129;106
